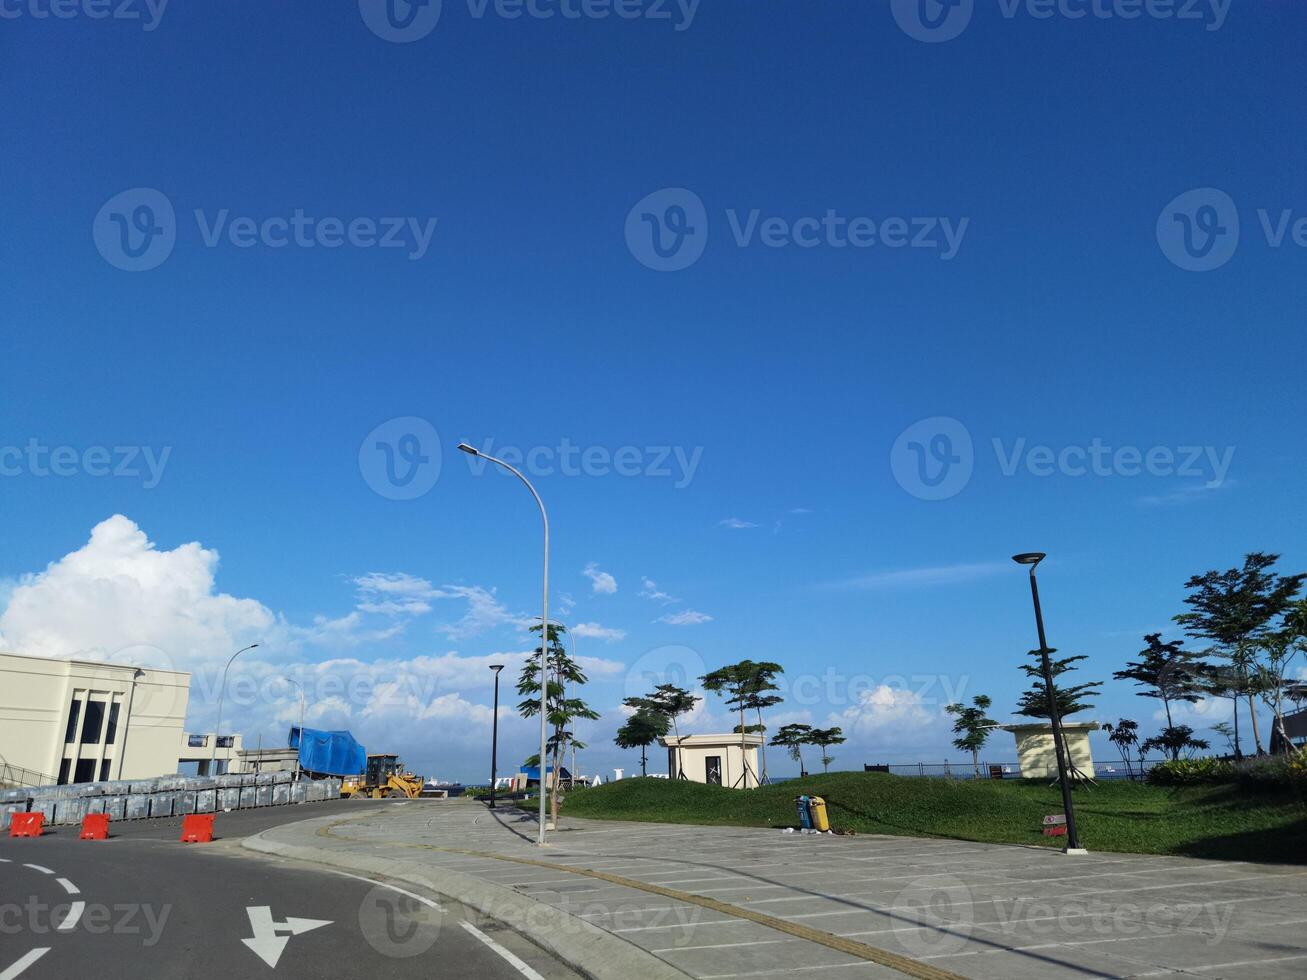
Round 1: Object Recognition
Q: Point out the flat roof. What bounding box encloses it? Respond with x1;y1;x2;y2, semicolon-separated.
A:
0;649;191;679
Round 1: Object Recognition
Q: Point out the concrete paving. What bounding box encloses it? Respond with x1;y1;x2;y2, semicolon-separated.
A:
246;799;1307;980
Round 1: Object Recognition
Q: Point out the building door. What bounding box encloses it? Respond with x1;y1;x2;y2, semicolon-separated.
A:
705;756;722;785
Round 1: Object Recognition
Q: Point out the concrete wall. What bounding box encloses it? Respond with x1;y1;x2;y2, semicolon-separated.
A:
1008;724;1096;779
664;735;762;789
0;651;190;783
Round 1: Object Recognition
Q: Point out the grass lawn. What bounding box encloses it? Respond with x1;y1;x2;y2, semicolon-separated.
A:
557;771;1307;864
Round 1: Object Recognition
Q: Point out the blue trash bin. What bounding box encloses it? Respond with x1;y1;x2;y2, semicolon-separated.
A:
795;795;813;830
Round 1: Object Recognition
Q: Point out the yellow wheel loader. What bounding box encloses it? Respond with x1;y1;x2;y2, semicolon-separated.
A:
341;753;423;799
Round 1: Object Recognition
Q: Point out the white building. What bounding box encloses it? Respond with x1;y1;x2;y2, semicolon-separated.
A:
0;651;191;785
1001;721;1099;779
661;733;763;789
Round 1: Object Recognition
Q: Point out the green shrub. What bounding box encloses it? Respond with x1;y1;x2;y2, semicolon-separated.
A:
1147;758;1235;785
1233;755;1307;789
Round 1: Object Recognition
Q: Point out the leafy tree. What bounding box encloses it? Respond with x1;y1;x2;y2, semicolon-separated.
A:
1175;553;1305;755
615;710;669;777
623;684;700;778
1210;721;1239;758
769;723;814;776
1254;600;1307;757
1113;634;1210;736
518;622;599;824
945;695;997;775
1101;719;1140;778
1016;650;1101;720
700;660;784;787
1141;725;1209;760
807;726;846;774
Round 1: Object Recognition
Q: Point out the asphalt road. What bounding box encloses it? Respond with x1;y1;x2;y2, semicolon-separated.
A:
0;800;580;980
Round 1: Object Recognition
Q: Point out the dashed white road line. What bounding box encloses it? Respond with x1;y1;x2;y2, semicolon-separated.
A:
57;900;85;932
21;864;53;875
0;948;50;980
56;878;79;895
460;921;546;980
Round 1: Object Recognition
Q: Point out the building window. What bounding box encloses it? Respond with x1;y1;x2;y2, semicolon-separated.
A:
64;700;81;744
106;702;121;745
217;736;234;748
188;734;207;748
58;759;71;785
74;759;96;784
81;701;105;744
99;759;112;781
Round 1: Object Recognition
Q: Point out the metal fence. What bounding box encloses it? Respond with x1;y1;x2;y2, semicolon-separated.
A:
855;761;1162;780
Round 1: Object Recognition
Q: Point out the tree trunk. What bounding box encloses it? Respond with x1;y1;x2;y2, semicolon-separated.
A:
756;707;768;784
640;744;647;776
1247;694;1264;755
971;748;980;777
1231;698;1242;760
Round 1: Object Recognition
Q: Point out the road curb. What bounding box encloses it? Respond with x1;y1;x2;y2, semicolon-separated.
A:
241;813;692;980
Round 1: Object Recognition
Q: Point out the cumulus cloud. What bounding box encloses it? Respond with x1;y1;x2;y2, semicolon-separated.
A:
571;622;627;642
582;562;617;595
656;610;713;626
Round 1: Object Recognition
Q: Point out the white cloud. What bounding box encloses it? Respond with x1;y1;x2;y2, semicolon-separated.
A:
430;584;526;639
656;609;713;626
582;562;617;595
788;507;812;515
718;518;757;529
570;622;627;642
833;684;940;739
639;577;678;604
829;562;1008;590
1136;481;1235;507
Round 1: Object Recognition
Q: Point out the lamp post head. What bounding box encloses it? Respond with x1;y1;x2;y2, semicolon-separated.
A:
1012;552;1046;568
489;664;505;673
457;443;480;456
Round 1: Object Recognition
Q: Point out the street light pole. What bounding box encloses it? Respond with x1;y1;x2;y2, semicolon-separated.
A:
284;677;305;781
1012;553;1084;854
211;643;260;777
489;664;504;809
459;443;550;846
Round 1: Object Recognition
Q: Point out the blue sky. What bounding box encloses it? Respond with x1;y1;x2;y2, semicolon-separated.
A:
1;2;1305;781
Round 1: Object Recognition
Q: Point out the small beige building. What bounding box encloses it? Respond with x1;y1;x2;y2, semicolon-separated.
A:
0;650;191;785
1002;721;1098;779
661;733;763;789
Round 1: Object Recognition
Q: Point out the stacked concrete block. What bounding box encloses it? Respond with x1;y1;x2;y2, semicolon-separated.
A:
271;783;290;806
218;787;241;810
1;804;27;832
149;793;175;818
176;791;197;815
239;786;257;808
104;796;127;821
195;790;216;814
125;794;149;819
86;797;107;815
256;785;273;807
54;799;88;825
290;781;307;804
272;770;293;784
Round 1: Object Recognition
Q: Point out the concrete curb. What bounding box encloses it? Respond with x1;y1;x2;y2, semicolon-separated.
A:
241;813;692;980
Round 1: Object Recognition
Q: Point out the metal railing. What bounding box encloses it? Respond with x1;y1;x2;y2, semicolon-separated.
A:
0;762;57;789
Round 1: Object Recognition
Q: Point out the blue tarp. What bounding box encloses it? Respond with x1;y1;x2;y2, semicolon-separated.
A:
290;727;365;776
519;765;571;782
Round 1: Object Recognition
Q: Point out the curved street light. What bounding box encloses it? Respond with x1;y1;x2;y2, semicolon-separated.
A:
210;643;260;776
488;664;505;809
459;442;550;845
1012;553;1084;854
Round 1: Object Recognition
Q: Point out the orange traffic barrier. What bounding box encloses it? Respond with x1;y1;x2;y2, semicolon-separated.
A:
179;813;215;843
9;813;44;838
80;813;111;840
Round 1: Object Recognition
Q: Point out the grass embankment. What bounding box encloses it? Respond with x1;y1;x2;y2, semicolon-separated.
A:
558;772;1307;864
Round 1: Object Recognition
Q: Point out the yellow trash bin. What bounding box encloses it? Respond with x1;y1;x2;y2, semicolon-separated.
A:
808;796;830;832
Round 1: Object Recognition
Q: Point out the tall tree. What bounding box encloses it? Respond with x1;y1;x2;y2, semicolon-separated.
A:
945;695;997;775
700;660;784;787
1113;634;1209;732
1254;599;1307;757
1016;649;1100;776
769;723;813;776
1141;725;1209;760
623;684;700;778
807;727;846;774
518;622;599;826
1175;552;1305;755
615;710;669;777
1101;719;1141;778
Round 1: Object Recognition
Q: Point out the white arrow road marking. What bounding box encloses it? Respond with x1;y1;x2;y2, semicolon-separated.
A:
0;949;50;980
57;901;84;932
21;864;53;875
241;906;333;969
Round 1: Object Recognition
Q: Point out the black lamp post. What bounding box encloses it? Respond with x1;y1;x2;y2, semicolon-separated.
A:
488;664;504;809
1012;552;1085;854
